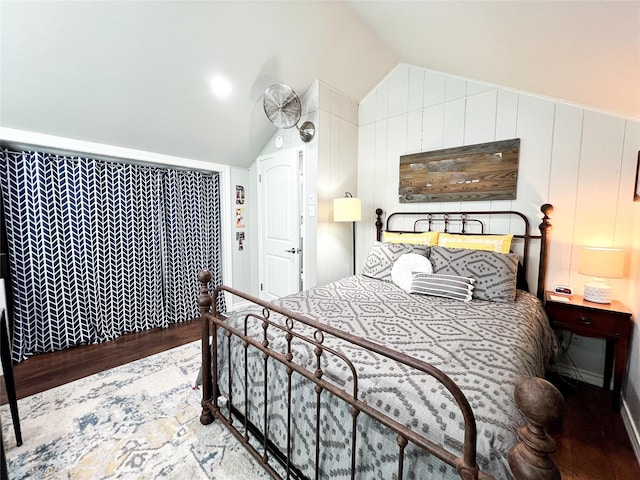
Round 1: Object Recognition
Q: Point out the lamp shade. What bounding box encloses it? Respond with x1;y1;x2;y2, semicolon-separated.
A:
579;247;625;279
333;197;361;222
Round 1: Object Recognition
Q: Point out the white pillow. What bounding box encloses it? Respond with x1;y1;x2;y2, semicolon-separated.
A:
391;253;433;291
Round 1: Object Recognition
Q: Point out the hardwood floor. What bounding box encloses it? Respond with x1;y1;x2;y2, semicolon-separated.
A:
0;319;203;403
549;376;640;480
2;320;639;479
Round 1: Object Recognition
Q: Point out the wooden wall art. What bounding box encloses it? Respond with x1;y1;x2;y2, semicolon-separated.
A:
399;139;520;203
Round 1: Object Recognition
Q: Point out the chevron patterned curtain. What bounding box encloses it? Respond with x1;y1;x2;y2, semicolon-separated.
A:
0;149;223;362
162;169;224;323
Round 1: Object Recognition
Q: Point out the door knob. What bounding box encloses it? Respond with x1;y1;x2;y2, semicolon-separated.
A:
284;248;297;253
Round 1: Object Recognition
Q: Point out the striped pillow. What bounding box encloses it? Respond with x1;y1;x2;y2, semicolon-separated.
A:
430;246;519;302
408;272;475;302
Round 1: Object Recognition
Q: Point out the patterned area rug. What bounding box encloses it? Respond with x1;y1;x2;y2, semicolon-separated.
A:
0;341;270;479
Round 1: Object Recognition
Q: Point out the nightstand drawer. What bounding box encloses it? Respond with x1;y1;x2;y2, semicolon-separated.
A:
546;303;631;337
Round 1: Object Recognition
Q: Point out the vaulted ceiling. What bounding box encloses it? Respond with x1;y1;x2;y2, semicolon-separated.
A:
1;1;638;168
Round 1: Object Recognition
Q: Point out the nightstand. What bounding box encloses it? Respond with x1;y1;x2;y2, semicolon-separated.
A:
544;291;633;412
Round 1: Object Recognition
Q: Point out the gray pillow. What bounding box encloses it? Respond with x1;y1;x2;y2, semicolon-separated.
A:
430;246;519;302
362;242;430;282
409;272;475;302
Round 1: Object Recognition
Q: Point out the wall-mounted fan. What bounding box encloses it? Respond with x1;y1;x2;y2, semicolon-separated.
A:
263;83;315;142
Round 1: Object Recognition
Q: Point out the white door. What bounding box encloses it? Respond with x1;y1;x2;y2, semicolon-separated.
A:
257;147;302;301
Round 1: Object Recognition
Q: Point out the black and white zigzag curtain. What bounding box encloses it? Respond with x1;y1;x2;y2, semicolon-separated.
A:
0;148;224;362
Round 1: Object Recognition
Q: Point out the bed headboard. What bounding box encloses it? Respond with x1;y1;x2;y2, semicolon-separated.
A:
374;204;553;300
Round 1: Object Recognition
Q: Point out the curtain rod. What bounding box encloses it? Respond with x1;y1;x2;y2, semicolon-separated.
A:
0;129;227;174
0;140;220;175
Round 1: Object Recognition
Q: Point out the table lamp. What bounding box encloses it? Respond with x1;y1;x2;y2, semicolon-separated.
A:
578;246;625;303
333;192;361;274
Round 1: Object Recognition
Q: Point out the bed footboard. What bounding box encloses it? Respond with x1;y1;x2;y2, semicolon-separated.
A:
508;378;565;480
198;269;215;427
197;271;564;480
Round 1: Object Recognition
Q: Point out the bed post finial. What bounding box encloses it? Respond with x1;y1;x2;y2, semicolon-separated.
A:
375;208;383;242
508;377;564;480
198;269;215;425
536;204;553;300
539;204;553;230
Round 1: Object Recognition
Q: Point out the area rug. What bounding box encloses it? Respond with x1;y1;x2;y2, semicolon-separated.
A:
0;341;271;479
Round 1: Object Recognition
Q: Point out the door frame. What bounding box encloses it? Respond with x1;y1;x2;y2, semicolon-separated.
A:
256;145;306;300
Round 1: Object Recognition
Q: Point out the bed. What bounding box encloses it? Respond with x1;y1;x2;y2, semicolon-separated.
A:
197;204;564;480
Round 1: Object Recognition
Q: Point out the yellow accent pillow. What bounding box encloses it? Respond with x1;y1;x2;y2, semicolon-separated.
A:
437;233;513;254
382;231;440;246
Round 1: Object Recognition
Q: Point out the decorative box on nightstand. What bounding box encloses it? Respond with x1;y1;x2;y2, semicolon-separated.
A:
544;291;633;412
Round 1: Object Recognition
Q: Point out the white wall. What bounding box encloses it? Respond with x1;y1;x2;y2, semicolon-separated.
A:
254;82;320;292
357;63;640;432
255;80;359;288
229;167;251;295
627;200;640;457
315;82;359;285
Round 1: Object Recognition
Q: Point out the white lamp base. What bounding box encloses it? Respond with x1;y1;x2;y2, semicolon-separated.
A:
583;282;612;304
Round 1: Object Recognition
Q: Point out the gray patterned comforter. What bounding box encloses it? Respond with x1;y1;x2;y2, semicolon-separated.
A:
214;275;557;480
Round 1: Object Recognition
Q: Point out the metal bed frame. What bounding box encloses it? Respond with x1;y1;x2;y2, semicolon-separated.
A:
197;204;563;480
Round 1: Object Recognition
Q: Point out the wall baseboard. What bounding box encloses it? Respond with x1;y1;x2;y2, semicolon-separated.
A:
550;363;603;388
621;397;640;466
229;299;253;312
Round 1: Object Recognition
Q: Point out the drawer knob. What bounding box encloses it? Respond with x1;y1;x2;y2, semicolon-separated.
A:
579;316;591;325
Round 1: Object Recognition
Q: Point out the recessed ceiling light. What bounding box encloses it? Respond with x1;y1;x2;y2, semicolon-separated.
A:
210;75;232;98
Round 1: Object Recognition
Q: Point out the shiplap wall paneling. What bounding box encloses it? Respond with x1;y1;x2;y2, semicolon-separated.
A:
374;120;388;217
571;112;626;294
559;112;630;384
612;120;638;259
375;78;389;122
316;107;339;282
546;104;583;288
388;64;409;118
492;90;521;236
620;119;640;442
316;108;331;218
513;97;550;288
408;66;424;113
316;84;359;286
356;122;376;274
496;90;519;139
424;71;445;108
421;104;446;180
358;62;640;429
386;116;407;220
445;77;466;104
442;100;466;168
508;95;552;288
406;110;423;155
573;111;625;242
462;89;505;220
513;95;554;218
405;65;425;228
621;122;640;287
617;121;640;247
464;90;497;145
383;123;399;212
464;89;515;237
